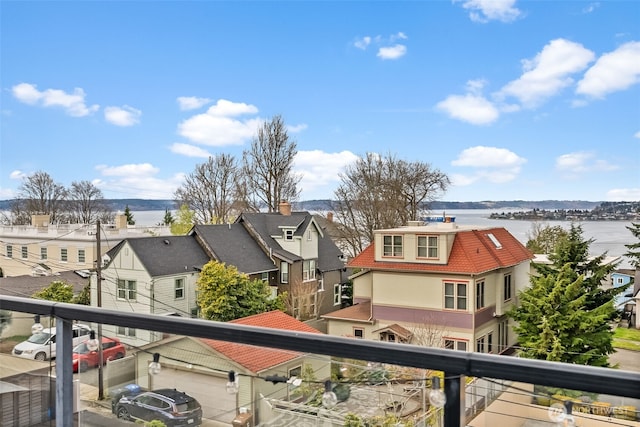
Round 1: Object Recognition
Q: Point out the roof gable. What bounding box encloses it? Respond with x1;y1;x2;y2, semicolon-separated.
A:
122;235;210;277
201;310;320;373
348;227;532;275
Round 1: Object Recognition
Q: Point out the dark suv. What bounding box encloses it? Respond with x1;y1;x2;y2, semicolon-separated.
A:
113;388;202;427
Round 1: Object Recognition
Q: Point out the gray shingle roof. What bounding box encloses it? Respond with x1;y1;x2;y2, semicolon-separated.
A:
126;235;210;277
0;270;89;298
191;224;277;275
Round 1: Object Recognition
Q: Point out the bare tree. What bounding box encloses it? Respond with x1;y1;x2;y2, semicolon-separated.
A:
67;180;113;224
284;278;322;321
332;153;449;256
11;171;67;224
242;115;301;212
174;154;241;224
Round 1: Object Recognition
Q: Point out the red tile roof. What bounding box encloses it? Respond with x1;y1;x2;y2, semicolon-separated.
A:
201;310;320;373
348;227;532;274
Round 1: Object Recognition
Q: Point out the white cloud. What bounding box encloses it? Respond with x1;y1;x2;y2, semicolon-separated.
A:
451;146;526;185
354;33;408;60
287;123;308;133
9;170;26;180
104;105;142;126
635;131;640;139
169;143;212;158
454;0;521;23
177;99;261;146
576;41;640;99
606;188;640;201
94;163;183;199
377;44;407;60
294;150;360;200
177;96;211;111
499;39;595;108
582;2;600;14
555;151;618;175
436;93;499;125
354;36;371;50
11;83;99;117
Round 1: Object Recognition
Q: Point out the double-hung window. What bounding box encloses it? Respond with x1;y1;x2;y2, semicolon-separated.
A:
417;235;438;258
303;259;316;281
78;249;86;263
6;245;12;258
383;235;403;257
333;283;341;305
21;246;28;259
476;280;485;309
280;262;289;284
444;282;467;310
175;278;185;299
60;248;68;262
41;247;47;260
503;274;512;301
476;336;486;353
117;279;137;301
445;339;467;351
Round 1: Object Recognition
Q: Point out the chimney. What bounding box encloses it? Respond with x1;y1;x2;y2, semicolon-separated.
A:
279;200;292;216
327;212;334;222
115;214;128;229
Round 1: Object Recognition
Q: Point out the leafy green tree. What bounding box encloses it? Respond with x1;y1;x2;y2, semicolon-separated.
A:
624;222;640;268
32;280;75;302
509;264;615;366
526;223;569;254
72;284;91;305
196;261;286;322
123;205;135;225
170;204;195;235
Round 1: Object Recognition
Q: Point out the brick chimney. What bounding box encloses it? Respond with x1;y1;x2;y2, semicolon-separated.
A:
279;200;292;216
327;212;334;222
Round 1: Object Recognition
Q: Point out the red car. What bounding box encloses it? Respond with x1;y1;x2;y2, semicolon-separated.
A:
72;337;126;372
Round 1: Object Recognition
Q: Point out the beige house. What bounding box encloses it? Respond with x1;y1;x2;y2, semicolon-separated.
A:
134;310;330;426
0;214;169;277
323;219;533;354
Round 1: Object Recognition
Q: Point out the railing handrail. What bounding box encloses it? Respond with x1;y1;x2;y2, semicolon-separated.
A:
1;295;639;399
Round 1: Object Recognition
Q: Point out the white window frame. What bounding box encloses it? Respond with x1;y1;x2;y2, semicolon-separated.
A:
261;272;269;283
353;328;364;339
78;249;86;263
307;230;312;241
487;331;494;354
333;283;341;305
417;235;438;258
117;326;136;337
284;229;294;241
444;282;467;310
303;259;316;281
383;235;403;257
280;262;289;284
117;279;137;301
444;338;468;351
498;320;508;353
175;278;185;300
476;335;486;353
60;248;68;262
6;245;12;258
616;277;624;285
21;246;28;259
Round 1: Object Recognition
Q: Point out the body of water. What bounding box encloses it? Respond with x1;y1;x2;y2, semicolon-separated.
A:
132;209;637;269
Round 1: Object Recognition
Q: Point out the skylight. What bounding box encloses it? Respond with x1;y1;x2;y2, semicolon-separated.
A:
487;233;502;249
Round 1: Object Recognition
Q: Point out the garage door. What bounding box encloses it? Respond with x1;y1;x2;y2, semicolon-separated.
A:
150;368;236;424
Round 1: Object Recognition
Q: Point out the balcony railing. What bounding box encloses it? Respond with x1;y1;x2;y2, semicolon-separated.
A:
1;295;639;427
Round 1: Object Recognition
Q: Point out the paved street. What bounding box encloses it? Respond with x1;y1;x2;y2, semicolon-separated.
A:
609;348;640;372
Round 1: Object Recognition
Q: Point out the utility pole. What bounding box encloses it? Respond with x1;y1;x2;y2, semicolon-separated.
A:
96;220;104;400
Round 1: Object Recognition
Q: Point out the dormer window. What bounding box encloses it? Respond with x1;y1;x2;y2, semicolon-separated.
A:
284;229;294;241
417;235;438;258
383;235;403;257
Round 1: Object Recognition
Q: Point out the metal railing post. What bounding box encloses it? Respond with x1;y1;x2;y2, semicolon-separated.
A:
443;373;465;427
55;318;74;427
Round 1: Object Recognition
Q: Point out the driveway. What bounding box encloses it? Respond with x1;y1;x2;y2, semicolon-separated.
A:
609;348;640;372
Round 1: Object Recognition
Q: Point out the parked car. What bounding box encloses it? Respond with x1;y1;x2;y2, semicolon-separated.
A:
12;323;92;361
113;388;202;427
72;336;126;372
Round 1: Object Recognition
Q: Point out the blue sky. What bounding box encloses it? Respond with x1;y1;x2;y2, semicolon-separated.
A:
1;0;639;202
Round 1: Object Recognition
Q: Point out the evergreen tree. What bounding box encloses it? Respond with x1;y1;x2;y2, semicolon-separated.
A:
532;223;622;313
196;260;286;322
161;208;175;226
509;264;614;366
624;222;640;268
123;205;135;225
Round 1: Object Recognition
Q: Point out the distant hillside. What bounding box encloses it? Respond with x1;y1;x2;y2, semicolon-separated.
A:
0;199;605;212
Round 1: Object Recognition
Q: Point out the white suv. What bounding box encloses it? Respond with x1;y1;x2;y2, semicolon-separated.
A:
12;324;92;361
